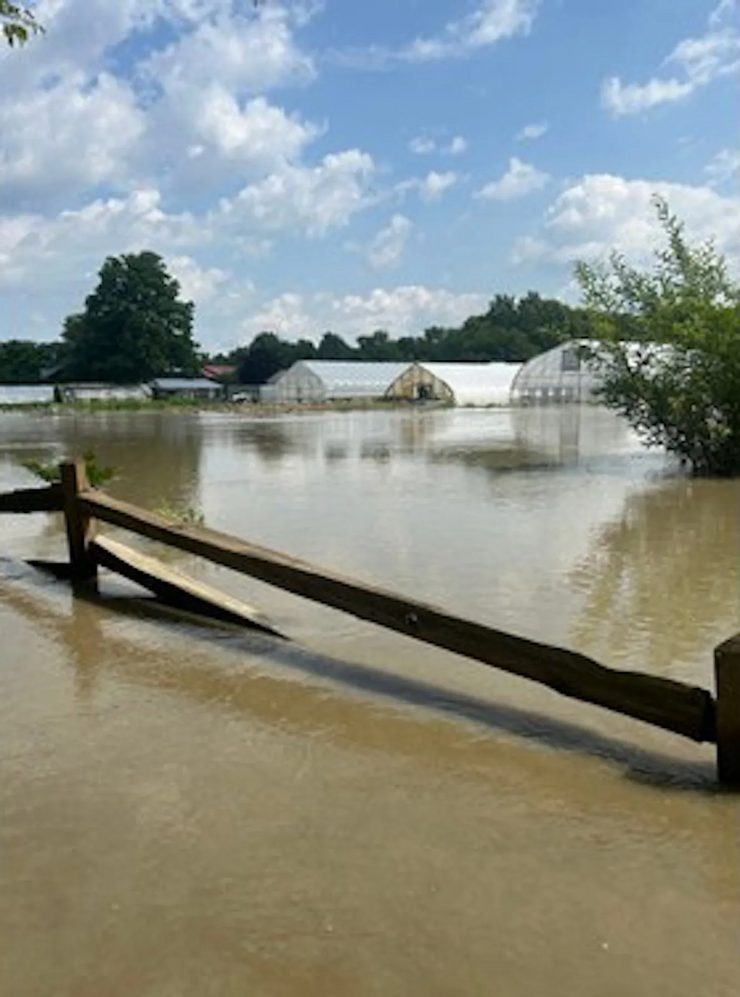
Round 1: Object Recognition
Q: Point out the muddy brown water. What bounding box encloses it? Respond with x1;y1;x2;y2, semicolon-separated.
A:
1;406;739;997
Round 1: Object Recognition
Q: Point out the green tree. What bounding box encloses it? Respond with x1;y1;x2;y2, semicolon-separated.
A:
1;1;42;45
237;332;293;384
576;196;740;476
316;332;356;360
63;252;200;383
0;340;64;382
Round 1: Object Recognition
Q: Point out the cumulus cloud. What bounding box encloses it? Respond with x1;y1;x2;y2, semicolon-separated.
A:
513;173;740;272
419;171;459;202
0;72;145;210
239;286;490;342
168;255;231;304
367;215;413;269
516;122;548;141
477;158;549;201
220;150;376;238
601;10;740;116
0;1;322;205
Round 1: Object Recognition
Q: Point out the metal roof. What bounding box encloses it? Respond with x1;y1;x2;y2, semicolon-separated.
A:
290;361;410;394
152;378;221;390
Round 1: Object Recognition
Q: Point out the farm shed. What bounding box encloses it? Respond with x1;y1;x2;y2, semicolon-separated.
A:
55;383;152;403
386;362;522;407
260;361;410;404
151;378;224;401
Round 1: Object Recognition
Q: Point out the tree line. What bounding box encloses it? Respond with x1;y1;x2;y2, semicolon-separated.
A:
216;293;604;385
0;251;605;384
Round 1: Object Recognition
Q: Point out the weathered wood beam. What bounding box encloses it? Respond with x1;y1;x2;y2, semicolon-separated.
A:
0;484;63;513
60;461;97;586
80;489;716;743
90;534;283;638
715;635;740;788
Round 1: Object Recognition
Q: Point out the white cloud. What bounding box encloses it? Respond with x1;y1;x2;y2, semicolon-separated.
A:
408;136;437;155
168;255;230;304
419;171;459;202
337;0;538;67
367;215;413;269
513;173;740;272
705;149;740;185
0;189;202;292
408;135;467;157
602;21;740;116
601;76;694;115
710;0;738;26
239;286;490;342
404;0;539;62
218;150;376;237
0;2;322;205
0;72;144;209
516;121;548;141
477;158;549;201
142;3;316;96
447;136;469;156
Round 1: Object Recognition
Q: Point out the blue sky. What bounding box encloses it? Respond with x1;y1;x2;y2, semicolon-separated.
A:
1;0;738;351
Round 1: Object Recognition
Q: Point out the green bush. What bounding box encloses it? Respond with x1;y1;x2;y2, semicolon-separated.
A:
576;196;740;476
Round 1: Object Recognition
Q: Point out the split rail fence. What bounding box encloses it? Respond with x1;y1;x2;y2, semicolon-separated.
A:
1;459;738;788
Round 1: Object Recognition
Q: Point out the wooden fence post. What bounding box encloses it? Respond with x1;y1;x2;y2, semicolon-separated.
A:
715;635;740;789
60;459;97;587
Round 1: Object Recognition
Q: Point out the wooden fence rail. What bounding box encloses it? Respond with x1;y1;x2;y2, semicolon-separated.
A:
0;459;738;787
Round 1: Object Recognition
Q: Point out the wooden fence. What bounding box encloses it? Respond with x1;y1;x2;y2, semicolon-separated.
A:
1;459;738;788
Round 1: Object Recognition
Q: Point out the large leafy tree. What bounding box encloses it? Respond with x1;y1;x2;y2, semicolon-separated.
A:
1;1;42;46
63;252;200;383
576;197;740;476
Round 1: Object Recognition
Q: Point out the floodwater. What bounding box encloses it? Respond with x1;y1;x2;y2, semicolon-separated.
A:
1;406;738;997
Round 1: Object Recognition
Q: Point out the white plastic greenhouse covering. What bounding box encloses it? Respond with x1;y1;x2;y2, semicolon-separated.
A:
262;361;410;403
0;384;55;405
417;363;522;406
510;341;601;403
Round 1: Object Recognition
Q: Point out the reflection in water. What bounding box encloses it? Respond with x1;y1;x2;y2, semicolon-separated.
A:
0;412;204;514
570;478;740;680
0;566;720;794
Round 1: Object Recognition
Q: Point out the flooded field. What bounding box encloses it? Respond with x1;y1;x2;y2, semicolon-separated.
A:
1;406;739;996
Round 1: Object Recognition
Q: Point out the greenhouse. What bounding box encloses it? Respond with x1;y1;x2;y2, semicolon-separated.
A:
260;361;410;403
510;341;602;404
386;362;522;407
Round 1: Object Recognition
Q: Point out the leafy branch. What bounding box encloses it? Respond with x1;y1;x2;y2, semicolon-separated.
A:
1;1;43;46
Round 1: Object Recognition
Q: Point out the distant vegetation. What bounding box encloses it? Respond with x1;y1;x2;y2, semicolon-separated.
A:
1;281;604;385
224;293;604;385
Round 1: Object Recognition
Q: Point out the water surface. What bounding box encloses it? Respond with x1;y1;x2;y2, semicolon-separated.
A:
1;407;738;996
